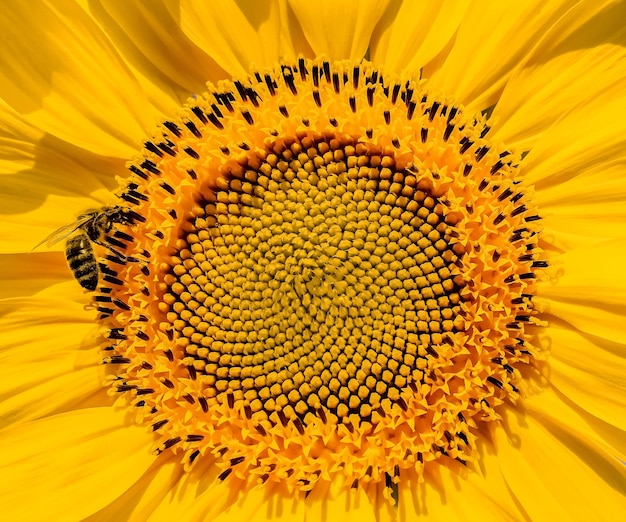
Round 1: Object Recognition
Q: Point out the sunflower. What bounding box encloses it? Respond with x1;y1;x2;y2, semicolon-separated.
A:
1;1;625;520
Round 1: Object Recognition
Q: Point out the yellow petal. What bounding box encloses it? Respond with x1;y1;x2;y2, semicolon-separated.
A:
493;45;626;150
0;408;157;521
494;407;626;520
0;100;119;254
523;382;626;462
78;0;228;101
84;457;185;522
425;0;605;110
515;94;626;251
545;326;626;433
175;0;301;77
288;0;390;61
538;239;626;345
0;253;70;299
0;2;162;157
370;0;470;74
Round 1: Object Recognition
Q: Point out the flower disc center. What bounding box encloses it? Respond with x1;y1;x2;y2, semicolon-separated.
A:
165;134;465;425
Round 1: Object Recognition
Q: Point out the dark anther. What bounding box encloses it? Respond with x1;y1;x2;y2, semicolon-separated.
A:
532;260;549;268
220;146;230;155
255;424;267;436
447;107;458;122
187;365;197;380
140;265;150;276
510;205;527;217
241;110;254;124
397;397;408;411
140;160;160;175
518;253;533;262
135;400;145;407
154;230;164;240
144;141;163;157
160;182;176;195
427;101;440;121
459;137;473;154
168;209;177;219
311;64;320;87
417;452;424;463
310;90;321;107
277;410;288;427
275;105;287;118
190;106;208;124
298;57;308;80
332;72;340;93
391;83;400;104
515;315;531;322
136;331;150;341
244;404;252;419
152;420;168;431
141;361;153;370
457;431;469;445
116;384;137;392
238;142;250;151
487;376;504;389
97;307;114;316
103;275;124;286
506;322;521;330
420;128;428;143
107;355;130;364
129;165;149;180
392;137;400;148
184;146;200;159
504;274;516;283
519;272;536;280
443;123;455;141
136;388;155;396
493;213;505;225
511;192;524;203
227;393;235;409
480;125;491;139
210;103;223;118
184;120;202;138
113;299;130;311
349;96;357;113
478;179;488;191
366;128;373;139
233;80;247;100
462;163;473;177
352;66;360;88
157;142;176;156
525;214;541;222
183;394;195;404
107;328;126;341
187;169;198;180
293;417;305;435
407;101;416;120
162;437;182;451
426;345;438;357
384;110;391;124
113;230;134;242
475;146;490;161
498;187;513;201
329;117;338;127
366;86;375;107
198;396;208;413
94;295;112;302
317;408;327;424
207;112;224;129
282;68;298;95
322;61;331;81
186;434;204;442
162;379;174;389
490;160;504;174
351;479;359;489
230;456;245;466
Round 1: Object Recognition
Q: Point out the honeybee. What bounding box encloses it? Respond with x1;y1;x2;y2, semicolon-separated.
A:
34;206;132;291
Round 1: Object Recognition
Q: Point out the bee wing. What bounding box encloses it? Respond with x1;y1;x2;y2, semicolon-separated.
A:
32;216;92;251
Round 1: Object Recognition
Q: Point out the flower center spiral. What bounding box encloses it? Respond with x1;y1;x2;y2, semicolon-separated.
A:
97;58;545;498
166;135;465;425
